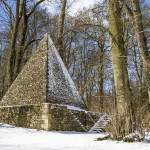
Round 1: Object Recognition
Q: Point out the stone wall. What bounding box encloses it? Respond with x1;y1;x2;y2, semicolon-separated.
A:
0;103;100;132
42;104;100;132
0;105;42;129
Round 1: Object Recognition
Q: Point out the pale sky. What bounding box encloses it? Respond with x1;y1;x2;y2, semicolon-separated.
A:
43;0;101;16
68;0;100;15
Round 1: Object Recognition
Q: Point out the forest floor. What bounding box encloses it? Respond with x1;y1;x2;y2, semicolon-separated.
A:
0;123;150;150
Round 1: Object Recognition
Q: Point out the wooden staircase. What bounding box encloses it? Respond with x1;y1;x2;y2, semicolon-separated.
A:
88;114;110;133
68;110;88;132
69;108;110;133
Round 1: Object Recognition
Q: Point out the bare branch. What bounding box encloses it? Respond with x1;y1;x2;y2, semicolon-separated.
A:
27;0;45;18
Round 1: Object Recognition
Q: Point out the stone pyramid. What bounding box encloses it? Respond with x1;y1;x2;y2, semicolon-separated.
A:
1;34;85;108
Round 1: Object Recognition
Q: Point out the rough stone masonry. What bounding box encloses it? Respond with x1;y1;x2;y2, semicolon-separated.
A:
0;34;100;131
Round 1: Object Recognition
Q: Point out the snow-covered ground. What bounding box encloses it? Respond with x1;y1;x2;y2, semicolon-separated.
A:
0;123;150;150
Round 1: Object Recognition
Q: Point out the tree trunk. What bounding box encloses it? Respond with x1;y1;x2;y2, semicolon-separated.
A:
109;0;133;139
98;35;104;112
57;0;67;61
131;0;150;67
14;0;28;76
7;0;22;84
130;0;150;103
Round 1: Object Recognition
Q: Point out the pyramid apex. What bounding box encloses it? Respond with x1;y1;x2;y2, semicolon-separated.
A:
1;35;85;108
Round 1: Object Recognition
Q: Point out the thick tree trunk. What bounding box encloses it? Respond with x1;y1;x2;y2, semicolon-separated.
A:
14;0;28;76
57;0;67;61
98;36;104;112
8;0;45;81
14;0;45;77
7;0;22;84
109;0;133;139
131;0;150;68
130;0;150;103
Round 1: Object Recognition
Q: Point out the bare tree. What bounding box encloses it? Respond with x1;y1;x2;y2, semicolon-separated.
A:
124;0;150;102
108;0;133;139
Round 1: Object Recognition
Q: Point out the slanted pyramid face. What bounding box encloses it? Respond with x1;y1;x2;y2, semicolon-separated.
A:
47;37;84;107
1;34;85;109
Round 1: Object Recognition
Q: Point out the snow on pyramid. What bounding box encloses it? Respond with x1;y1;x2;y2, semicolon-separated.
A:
1;34;85;108
47;37;82;106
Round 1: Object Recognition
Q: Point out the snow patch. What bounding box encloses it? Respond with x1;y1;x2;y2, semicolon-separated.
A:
66;105;85;111
0;123;150;150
